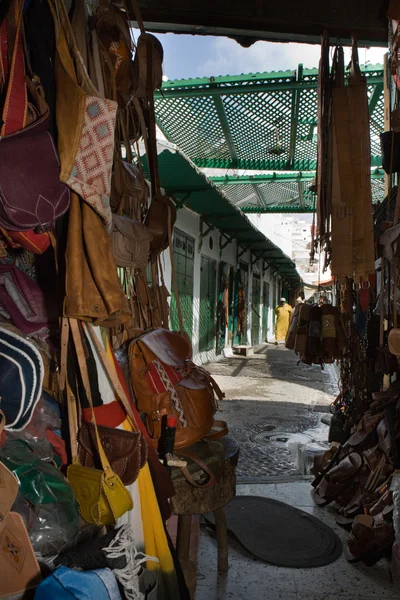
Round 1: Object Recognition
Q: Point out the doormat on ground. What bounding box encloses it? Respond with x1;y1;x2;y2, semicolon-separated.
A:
204;495;342;568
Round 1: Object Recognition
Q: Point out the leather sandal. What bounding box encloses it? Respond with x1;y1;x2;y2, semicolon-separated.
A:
342;413;381;455
311;445;341;489
313;453;363;506
336;473;392;528
345;513;394;566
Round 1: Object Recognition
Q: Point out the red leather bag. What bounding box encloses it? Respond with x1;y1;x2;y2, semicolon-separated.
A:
0;0;70;232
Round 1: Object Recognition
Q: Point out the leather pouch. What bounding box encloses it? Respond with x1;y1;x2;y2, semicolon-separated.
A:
78;421;147;486
67;461;132;526
0;443;41;599
0;512;42;598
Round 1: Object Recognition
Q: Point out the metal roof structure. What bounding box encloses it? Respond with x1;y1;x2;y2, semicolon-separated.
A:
133;0;388;47
154;64;385;213
141;141;301;286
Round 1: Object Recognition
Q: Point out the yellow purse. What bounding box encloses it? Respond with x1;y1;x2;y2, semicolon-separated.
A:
66;319;133;526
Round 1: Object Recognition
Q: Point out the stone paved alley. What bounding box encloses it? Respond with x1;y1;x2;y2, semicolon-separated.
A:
210;344;338;479
195;345;398;600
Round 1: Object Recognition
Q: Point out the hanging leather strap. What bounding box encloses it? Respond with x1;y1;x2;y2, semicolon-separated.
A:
178;449;216;488
1;0;27;135
393;267;400;329
0;409;5;435
69;319;116;484
85;322;140;431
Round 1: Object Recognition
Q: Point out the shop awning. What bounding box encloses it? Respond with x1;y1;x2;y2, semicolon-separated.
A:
141;140;301;285
154;65;384;213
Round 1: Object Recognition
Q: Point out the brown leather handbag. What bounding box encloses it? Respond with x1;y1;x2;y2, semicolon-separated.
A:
0;0;70;232
78;422;147;486
112;214;153;270
129;328;227;449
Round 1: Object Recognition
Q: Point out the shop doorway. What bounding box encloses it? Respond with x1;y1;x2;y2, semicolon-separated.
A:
233;262;248;345
170;228;195;338
216;262;234;355
251;273;261;345
262;281;270;342
199;255;217;352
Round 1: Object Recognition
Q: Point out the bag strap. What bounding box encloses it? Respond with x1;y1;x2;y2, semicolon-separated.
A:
69;319;116;484
1;0;27;135
203;419;229;441
177;449;216;488
394;267;400;329
85;322;140;429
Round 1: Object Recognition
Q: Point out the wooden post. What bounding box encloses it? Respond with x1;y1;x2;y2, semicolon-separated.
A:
213;508;229;572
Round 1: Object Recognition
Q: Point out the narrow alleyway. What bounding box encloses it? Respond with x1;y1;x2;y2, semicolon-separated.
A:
210;344;337;479
195;345;397;600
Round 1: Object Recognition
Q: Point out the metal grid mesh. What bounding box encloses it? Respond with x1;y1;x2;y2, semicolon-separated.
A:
155;66;383;171
220;180;315;211
155;65;384;212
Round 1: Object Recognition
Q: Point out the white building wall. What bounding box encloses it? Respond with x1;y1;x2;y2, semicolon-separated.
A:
161;207;283;364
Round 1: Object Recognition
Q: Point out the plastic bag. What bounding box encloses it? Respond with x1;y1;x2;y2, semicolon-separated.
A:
288;437;329;475
0;436;80;561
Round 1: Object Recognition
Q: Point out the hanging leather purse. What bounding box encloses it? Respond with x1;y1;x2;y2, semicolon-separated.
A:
66;319;133;526
0;1;70;232
77;421;147;486
112;214;153;270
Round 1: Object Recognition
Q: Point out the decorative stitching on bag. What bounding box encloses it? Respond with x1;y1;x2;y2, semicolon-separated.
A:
153;359;187;427
0;527;26;571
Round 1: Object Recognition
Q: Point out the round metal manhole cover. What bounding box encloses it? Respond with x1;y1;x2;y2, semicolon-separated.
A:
251;431;313;448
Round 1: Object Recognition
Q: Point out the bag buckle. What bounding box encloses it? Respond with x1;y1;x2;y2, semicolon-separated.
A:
150;410;161;422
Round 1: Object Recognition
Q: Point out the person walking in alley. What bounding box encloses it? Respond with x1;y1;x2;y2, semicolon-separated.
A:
274;297;292;345
295;291;305;305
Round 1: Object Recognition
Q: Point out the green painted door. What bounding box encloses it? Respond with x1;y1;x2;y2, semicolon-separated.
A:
199;256;217;352
170;228;195;338
251;274;261;345
262;281;270;342
233;262;248;345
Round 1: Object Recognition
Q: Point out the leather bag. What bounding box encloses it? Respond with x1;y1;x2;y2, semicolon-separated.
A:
129;328;227;449
0;0;70;232
0;264;56;335
66;319;133;526
0;454;42;598
49;0;117;231
78;421;147;486
112;214;153;270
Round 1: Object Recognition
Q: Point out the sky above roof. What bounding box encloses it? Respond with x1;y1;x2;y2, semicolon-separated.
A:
132;30;387;80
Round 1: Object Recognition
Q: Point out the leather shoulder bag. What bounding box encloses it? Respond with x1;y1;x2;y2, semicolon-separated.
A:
66;319;133;526
0;0;70;232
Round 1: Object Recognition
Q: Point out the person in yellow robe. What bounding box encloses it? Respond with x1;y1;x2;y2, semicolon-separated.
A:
275;298;292;344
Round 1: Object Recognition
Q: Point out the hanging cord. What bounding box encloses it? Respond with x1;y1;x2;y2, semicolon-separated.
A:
103;525;159;600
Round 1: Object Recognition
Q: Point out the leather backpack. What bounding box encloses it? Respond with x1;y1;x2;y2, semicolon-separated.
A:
129;328;227;449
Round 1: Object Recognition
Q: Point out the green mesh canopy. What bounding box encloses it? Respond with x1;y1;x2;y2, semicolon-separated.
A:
155;65;384;212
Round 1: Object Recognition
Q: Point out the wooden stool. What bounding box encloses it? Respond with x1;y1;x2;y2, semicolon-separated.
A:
170;436;239;590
